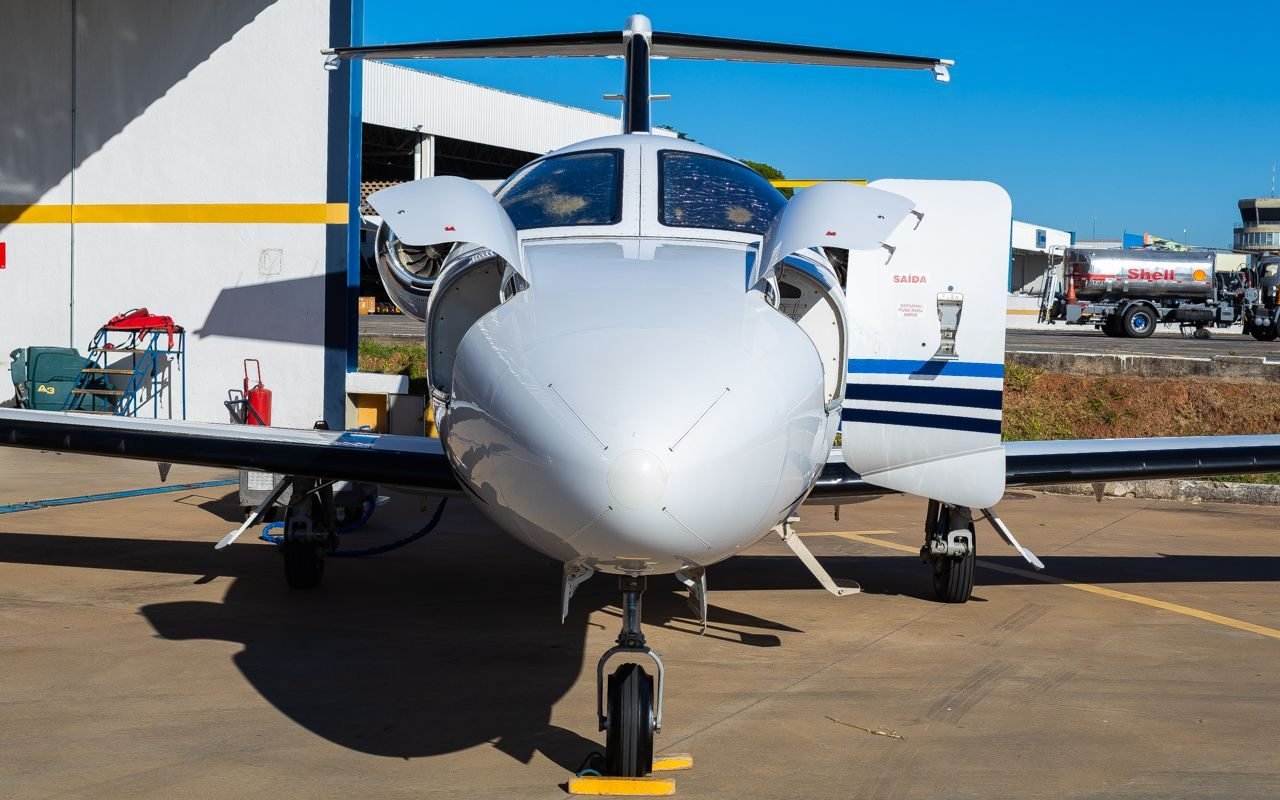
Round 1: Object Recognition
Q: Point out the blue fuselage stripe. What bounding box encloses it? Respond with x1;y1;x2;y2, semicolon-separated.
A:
845;384;1003;410
847;359;1005;379
842;408;1002;435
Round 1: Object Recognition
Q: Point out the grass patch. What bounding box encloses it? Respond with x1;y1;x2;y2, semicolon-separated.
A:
1002;365;1280;483
358;341;429;395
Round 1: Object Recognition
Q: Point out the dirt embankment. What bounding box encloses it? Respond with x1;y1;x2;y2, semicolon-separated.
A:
1003;364;1280;441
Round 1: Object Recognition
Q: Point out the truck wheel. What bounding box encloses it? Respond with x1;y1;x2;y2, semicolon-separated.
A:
1102;317;1122;337
1122;305;1156;338
1253;326;1279;342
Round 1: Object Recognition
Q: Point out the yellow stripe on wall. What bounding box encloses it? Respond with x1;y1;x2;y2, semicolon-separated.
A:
0;203;349;225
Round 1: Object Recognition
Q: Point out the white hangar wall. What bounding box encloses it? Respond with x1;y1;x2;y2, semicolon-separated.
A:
0;0;356;428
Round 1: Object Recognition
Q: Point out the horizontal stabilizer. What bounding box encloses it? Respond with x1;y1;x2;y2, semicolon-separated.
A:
325;29;950;80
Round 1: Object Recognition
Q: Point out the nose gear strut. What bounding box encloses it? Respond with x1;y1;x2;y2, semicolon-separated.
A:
595;576;665;777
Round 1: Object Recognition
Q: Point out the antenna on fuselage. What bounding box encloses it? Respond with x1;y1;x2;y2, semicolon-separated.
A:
323;17;952;136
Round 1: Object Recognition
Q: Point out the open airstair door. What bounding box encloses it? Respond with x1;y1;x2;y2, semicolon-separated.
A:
841;180;1012;509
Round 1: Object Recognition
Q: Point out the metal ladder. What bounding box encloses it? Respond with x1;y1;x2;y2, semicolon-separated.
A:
65;327;186;418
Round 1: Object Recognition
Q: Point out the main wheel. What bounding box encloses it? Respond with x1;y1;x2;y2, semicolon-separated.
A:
932;525;976;603
280;490;333;590
282;538;324;589
605;663;655;778
1121;305;1157;338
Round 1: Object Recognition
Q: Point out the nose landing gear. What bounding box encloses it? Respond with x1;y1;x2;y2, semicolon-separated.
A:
569;575;692;795
596;576;663;777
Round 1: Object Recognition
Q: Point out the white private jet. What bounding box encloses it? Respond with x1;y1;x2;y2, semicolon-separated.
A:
3;15;1279;780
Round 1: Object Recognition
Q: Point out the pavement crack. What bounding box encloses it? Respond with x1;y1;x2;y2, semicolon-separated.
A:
666;604;946;748
1049;501;1156;554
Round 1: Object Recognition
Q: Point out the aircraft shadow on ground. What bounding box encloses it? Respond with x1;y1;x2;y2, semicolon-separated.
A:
2;498;1277;768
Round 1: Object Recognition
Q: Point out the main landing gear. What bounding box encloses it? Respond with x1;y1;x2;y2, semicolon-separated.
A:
596;576;663;777
280;477;337;589
920;500;975;603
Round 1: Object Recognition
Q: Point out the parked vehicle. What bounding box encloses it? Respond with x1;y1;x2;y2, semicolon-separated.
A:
1041;248;1238;338
1241;255;1280;341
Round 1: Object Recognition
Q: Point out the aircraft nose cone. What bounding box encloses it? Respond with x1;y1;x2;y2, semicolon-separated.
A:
607;449;668;510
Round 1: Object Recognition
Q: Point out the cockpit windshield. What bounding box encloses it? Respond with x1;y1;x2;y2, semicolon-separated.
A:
659;150;786;236
495;150;622;230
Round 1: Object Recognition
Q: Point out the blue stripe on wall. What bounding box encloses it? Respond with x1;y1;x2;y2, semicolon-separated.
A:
847;359;1005;379
842;408;1002;435
0;480;237;514
845;384;1003;410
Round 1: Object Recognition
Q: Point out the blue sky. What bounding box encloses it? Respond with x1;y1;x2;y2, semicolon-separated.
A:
363;1;1278;247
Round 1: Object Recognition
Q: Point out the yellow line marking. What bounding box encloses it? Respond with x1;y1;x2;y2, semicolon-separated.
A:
808;531;1280;641
805;531;918;549
800;529;897;538
567;776;676;796
0;203;348;225
1006;309;1042;315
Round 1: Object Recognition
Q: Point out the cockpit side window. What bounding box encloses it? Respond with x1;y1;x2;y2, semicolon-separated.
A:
495;149;623;230
658;150;787;236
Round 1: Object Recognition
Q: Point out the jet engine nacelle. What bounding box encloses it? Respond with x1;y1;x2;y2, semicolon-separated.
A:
367;176;526;324
373;220;448;322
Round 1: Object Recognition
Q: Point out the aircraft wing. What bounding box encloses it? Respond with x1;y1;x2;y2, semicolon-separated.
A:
0;409;460;493
809;435;1280;503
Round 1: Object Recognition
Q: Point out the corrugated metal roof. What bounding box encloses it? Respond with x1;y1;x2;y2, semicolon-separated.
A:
363;61;675;155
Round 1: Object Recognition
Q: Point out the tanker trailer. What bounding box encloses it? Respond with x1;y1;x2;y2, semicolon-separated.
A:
1059;248;1236;338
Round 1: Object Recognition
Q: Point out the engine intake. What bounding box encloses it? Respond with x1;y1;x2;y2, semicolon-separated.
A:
374;221;449;322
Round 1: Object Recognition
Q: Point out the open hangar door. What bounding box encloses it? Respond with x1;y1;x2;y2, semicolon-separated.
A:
0;0;362;428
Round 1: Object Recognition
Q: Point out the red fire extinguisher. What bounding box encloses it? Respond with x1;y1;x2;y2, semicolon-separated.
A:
243;359;272;426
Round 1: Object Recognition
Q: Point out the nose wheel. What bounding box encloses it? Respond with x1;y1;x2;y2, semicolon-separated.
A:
596;576;664;777
604;662;655;777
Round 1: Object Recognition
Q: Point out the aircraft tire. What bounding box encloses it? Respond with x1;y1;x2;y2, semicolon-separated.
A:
282;539;325;589
932;524;975;603
605;663;655;778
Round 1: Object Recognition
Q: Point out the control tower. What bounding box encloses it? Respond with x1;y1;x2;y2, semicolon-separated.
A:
1235;198;1280;255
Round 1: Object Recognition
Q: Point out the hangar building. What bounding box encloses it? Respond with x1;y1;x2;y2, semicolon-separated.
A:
0;2;643;428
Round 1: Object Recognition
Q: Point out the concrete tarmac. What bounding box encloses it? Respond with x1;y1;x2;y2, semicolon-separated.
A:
2;448;1278;799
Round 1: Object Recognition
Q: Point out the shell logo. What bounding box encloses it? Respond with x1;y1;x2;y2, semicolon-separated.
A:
1193;269;1208;282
